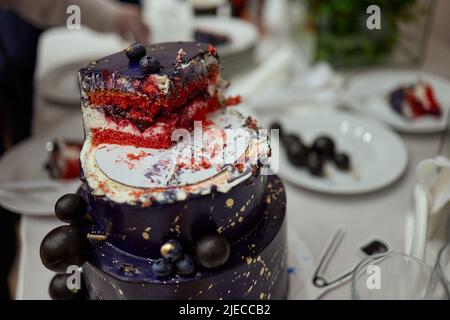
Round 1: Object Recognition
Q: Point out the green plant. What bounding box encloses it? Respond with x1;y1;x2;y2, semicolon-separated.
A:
307;0;420;67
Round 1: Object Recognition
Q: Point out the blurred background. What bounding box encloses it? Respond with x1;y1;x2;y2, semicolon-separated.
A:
1;0;450;300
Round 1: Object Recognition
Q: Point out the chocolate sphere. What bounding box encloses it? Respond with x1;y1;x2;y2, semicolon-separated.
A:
307;151;324;176
334;153;351;171
49;273;85;300
196;235;230;269
55;193;87;224
40;225;86;273
312;136;335;159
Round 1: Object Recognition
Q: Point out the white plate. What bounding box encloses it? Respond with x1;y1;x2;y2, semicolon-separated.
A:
270;112;408;195
347;70;450;133
0;116;83;216
194;16;258;57
39;58;93;107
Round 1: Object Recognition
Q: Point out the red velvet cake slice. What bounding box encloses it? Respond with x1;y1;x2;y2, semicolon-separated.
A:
78;42;239;149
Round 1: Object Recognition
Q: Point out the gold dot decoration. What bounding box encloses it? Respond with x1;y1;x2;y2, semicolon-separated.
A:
160;242;175;257
225;198;234;208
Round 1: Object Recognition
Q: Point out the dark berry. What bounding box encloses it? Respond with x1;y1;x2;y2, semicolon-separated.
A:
334;153;351;171
269;122;283;138
312;136;335;159
196;235;230;269
40;225;87;273
49;273;85;300
282;133;302;148
125;42;146;61
307;151;324;176
287;142;309;167
140;55;161;74
175;255;195;275
160;240;183;262
55;194;87;224
151;258;174;277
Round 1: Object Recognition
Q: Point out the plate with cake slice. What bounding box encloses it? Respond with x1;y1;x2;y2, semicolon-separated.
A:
346;70;450;133
268;112;408;195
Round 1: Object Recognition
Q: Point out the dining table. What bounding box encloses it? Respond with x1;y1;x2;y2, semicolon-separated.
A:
7;26;450;300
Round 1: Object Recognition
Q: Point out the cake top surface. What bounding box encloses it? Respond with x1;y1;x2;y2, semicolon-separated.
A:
80;109;270;205
79;41;213;78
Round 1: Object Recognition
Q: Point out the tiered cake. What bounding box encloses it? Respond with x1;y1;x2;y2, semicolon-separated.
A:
40;41;288;300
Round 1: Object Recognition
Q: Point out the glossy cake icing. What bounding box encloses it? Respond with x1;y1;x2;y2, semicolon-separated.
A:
74;42;288;300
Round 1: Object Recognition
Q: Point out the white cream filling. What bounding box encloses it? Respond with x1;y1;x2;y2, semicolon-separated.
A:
81;104;168;139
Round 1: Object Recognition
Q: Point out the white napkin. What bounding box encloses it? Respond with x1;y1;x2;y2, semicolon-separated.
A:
246;63;344;111
416;156;450;238
407;156;450;262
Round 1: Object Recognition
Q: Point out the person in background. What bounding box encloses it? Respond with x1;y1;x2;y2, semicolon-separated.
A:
0;0;149;300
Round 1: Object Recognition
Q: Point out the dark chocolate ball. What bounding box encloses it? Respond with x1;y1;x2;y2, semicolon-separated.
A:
307;151;324;176
151;258;174;277
160;239;183;262
140;55;161;74
40;225;86;273
55;193;87;224
196;235;230;269
312;136;335;159
125;42;146;61
49;273;85;300
282;133;302;149
334;152;351;170
176;255;195;275
287;142;309;167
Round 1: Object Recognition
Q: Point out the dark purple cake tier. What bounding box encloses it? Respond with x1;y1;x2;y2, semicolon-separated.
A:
81;172;268;258
82;176;287;300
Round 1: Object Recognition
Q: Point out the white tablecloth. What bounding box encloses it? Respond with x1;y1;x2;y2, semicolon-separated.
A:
14;28;450;299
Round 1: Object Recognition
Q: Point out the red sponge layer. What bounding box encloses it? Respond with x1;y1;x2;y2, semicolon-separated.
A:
92;128;173;149
91;94;240;149
88;65;219;124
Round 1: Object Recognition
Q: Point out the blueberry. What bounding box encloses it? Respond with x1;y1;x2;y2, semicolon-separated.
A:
55;194;87;224
140;55;161;74
334;153;351;171
160;240;183;262
312;136;335;159
125;42;146;61
151;258;174;277
307;151;324;176
176;255;195;275
196;235;230;269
